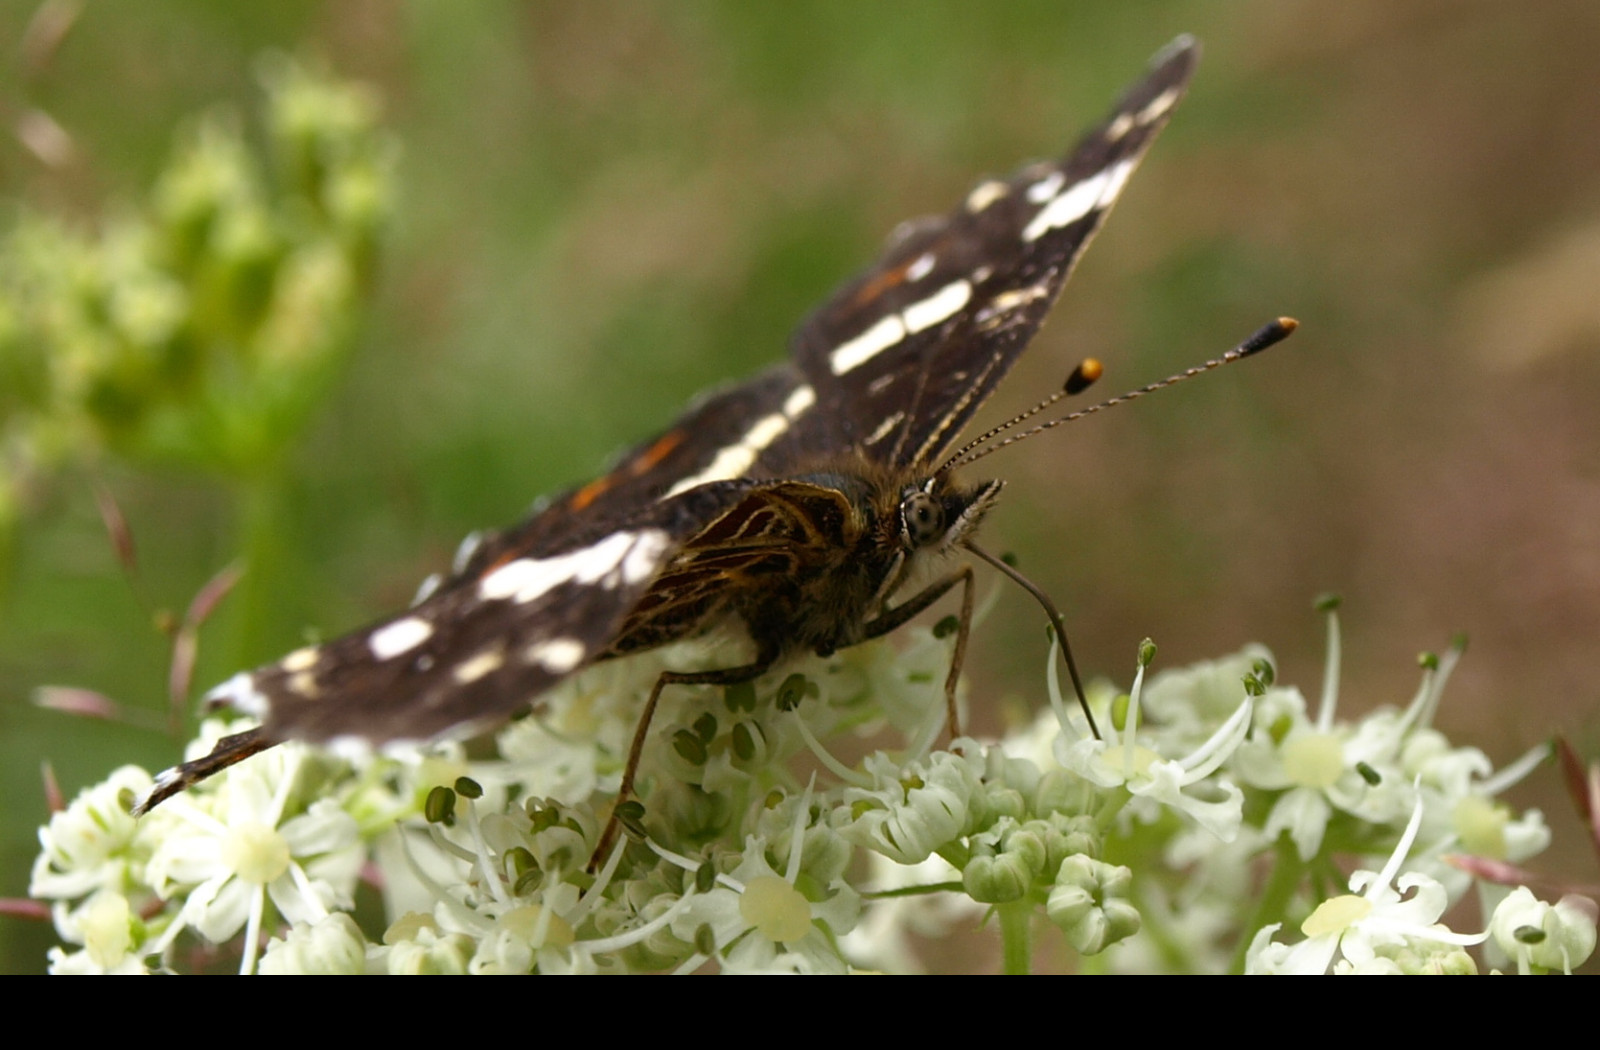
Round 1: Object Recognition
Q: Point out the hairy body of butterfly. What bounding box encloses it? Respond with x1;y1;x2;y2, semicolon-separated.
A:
138;37;1202;815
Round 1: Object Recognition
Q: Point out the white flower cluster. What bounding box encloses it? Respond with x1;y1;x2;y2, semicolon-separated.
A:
29;611;1594;974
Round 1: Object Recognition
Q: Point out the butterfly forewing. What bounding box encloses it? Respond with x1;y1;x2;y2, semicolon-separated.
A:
151;38;1202;809
784;38;1197;471
452;366;807;571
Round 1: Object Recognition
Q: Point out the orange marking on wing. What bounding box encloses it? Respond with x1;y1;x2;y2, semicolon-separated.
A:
851;257;916;308
569;474;615;512
480;546;523;576
629;430;685;476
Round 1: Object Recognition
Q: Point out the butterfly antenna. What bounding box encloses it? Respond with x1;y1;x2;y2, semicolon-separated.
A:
965;541;1100;740
938;358;1105;475
949;317;1298;471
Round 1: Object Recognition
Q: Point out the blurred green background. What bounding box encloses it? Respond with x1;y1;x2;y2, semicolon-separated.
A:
4;2;1598;972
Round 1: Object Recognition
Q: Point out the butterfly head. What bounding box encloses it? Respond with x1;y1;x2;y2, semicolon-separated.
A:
898;474;1003;556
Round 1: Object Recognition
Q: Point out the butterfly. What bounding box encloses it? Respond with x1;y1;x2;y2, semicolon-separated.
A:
139;36;1217;816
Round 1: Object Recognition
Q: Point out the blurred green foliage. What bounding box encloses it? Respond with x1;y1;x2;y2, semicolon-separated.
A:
0;56;390;500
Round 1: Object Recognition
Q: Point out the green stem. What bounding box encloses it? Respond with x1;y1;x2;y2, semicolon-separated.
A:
1231;834;1304;974
225;468;293;675
998;901;1033;975
936;842;972;870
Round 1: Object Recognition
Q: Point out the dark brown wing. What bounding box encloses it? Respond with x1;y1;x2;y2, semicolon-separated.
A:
153;39;1200;811
782;36;1198;471
453;36;1199;541
455;366;808;572
441;36;1197;588
200;479;763;746
201;36;1199;747
141;480;765;811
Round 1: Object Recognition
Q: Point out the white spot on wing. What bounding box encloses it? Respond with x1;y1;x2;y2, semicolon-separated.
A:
621;529;672;584
479;529;670;605
783;383;816;417
676;446;755;494
666;382;817;495
1026;171;1065;203
325;735;378;761
905;252;935;282
1023;169;1109;242
742;413;789;453
829;279;975;376
150;765;182;795
328;736;427;757
205;671;269;718
965;179;1009;212
369;616;434;660
1105;112;1135;142
1097;158;1137;208
1022;158;1138;244
828;314;907;376
452;530;484;573
412;573;442;606
453;647;504;684
902;279;971;334
864;411;906;446
525;637;586;673
280;647;318;673
977;282;1051;324
1137;87;1181;126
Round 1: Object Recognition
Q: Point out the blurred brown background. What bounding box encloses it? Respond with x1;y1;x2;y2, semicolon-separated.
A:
3;2;1597;971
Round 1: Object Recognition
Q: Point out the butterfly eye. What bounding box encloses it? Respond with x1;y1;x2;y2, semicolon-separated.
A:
901;492;947;548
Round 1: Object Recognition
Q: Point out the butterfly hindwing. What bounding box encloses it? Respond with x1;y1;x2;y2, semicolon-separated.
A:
604;479;864;659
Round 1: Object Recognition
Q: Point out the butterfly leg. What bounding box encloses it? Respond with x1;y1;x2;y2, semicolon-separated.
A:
591;645;780;870
133;726;274;816
860;565;975;740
